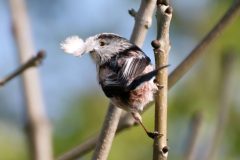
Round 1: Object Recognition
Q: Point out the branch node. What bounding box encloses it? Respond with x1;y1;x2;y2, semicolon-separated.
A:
33;50;46;66
162;146;169;154
157;0;169;6
165;6;173;14
151;40;161;49
37;50;46;59
144;22;151;29
128;8;137;17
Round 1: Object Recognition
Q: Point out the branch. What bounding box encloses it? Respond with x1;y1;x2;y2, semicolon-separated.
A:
57;112;135;160
0;51;45;86
57;1;240;159
90;1;158;160
168;0;240;89
206;51;237;160
92;104;122;160
9;0;53;160
184;111;204;160
130;0;157;47
151;1;172;159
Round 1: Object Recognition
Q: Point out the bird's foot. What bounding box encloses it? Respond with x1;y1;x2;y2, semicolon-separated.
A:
131;112;163;139
146;131;163;139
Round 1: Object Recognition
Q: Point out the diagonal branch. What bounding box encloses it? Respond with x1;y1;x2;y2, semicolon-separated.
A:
57;112;135;160
92;104;122;160
152;1;172;159
57;1;240;159
206;51;237;160
0;50;45;87
168;0;240;88
184;111;204;160
90;1;157;160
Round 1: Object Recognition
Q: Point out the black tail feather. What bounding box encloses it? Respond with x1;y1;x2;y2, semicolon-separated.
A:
127;64;169;90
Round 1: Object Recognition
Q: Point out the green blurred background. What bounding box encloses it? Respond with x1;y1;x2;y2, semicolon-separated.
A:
0;0;240;159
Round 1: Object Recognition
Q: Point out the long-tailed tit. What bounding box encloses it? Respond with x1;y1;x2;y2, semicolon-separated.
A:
61;33;168;138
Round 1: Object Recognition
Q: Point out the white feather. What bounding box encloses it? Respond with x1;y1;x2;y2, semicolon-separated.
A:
123;57;134;77
60;36;86;56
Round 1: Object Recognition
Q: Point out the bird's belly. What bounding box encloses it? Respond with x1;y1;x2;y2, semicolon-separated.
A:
110;80;156;112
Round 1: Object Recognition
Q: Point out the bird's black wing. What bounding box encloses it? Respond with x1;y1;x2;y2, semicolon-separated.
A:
100;50;151;98
118;57;150;84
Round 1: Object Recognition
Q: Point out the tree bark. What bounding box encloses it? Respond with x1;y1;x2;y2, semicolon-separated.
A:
152;1;172;160
9;0;53;160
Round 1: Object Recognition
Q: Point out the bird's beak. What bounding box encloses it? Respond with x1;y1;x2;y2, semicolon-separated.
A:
89;49;96;54
85;36;98;54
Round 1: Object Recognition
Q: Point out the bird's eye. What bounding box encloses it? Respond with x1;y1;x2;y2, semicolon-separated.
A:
99;41;105;46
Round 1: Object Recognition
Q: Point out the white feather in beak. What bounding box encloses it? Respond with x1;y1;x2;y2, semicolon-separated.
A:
60;36;86;56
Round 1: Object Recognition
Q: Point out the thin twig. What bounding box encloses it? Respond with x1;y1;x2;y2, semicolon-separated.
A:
57;1;240;159
58;136;99;160
9;0;53;160
152;1;172;159
206;51;237;160
90;1;158;160
184;111;204;160
0;51;45;86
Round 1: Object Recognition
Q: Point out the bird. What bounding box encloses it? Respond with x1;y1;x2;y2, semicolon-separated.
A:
61;33;168;138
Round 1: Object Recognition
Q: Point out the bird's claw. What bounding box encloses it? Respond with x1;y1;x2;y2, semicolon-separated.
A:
147;131;163;139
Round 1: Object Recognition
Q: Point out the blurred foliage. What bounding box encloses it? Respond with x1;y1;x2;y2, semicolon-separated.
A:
227;107;240;156
0;122;29;160
53;91;109;155
0;0;240;160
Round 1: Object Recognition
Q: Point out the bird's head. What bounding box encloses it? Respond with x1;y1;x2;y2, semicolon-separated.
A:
61;33;132;64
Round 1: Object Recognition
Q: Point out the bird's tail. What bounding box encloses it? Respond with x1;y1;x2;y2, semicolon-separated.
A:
127;65;169;91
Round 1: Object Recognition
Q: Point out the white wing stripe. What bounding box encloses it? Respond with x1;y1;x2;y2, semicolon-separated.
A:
123;57;133;78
